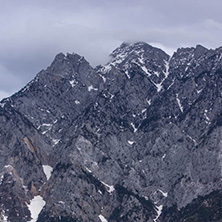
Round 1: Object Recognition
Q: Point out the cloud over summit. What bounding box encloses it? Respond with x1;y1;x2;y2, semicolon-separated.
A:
1;0;222;99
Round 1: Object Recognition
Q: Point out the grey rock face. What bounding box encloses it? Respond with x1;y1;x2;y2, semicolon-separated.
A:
1;42;222;221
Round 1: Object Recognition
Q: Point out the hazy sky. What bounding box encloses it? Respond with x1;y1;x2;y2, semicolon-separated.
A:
1;0;222;99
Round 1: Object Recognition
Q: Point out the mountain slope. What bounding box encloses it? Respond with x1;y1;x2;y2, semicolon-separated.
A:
1;42;222;221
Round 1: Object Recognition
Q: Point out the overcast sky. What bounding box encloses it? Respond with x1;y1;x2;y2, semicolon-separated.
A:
1;0;222;99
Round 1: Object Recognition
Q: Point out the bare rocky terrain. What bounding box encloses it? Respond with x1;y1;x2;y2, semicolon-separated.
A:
1;42;222;221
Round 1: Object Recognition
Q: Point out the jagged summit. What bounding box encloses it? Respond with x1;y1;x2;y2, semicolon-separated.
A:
175;44;208;54
46;52;93;79
170;44;222;79
111;41;168;56
171;44;208;68
106;42;170;76
97;42;170;93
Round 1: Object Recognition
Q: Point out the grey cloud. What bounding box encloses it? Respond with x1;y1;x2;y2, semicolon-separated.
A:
1;0;222;99
0;63;23;100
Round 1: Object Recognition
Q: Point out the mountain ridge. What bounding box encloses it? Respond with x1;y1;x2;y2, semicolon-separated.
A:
1;42;222;221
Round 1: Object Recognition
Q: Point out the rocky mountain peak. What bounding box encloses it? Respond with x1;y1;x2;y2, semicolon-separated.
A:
1;42;222;222
109;42;170;74
173;44;208;58
170;44;222;80
97;42;170;94
45;52;93;80
110;41;154;58
195;44;208;56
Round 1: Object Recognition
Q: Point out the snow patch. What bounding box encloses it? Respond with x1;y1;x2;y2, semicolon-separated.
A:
85;166;92;173
42;123;52;127
28;196;45;222
146;99;151;105
100;64;112;74
141;66;151;76
176;93;183;112
155;83;162;92
158;189;168;197
149;79;162;92
98;214;108;222
2;211;8;222
185;63;191;72
154;71;160;77
204;109;210;123
58;201;65;205
125;70;131;79
143;195;149;200
69;79;78;87
162;154;166;160
75;100;80;105
0;174;4;184
52;139;60;146
167;79;175;90
131;123;138;133
154;204;163;222
103;93;109;98
197;88;202;94
42;165;53;180
110;50;128;66
128;140;135;145
101;181;115;193
99;74;106;82
141;108;147;113
138;56;144;65
41;123;52;135
164;60;170;78
21;85;31;93
4;165;13;169
108;92;114;99
149;59;171;93
187;134;197;145
88;85;98;92
0;102;6;108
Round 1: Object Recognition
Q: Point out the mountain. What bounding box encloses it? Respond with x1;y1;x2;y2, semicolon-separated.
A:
1;42;222;221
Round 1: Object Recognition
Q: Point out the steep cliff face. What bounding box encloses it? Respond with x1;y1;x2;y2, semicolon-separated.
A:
1;42;222;221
